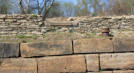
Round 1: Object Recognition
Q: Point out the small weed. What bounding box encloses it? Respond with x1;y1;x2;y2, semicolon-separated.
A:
32;14;37;17
91;32;97;36
69;29;74;33
32;34;38;40
17;34;39;40
21;40;27;43
99;69;103;72
84;33;91;38
49;29;56;32
17;34;25;39
84;32;97;38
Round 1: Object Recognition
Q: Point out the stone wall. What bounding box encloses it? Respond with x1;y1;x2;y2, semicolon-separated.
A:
46;16;134;33
0;14;44;36
0;15;134;36
0;38;134;73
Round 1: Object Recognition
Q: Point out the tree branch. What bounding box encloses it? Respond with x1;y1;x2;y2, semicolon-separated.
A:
42;0;54;20
18;0;26;14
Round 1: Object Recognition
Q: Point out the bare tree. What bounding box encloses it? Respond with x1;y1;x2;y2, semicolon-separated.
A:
18;0;28;14
106;0;131;15
63;2;74;17
74;0;90;16
18;0;54;20
41;0;55;20
0;0;11;14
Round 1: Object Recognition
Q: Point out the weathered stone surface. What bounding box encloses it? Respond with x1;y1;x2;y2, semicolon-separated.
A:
0;14;44;36
100;53;134;70
0;15;134;37
0;19;3;22
0;58;37;73
74;38;113;53
114;70;134;73
0;43;19;58
38;55;86;73
113;38;134;52
20;40;72;57
87;71;112;73
47;21;73;26
86;54;99;71
0;15;134;36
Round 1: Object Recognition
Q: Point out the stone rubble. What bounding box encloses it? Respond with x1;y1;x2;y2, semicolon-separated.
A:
0;15;134;37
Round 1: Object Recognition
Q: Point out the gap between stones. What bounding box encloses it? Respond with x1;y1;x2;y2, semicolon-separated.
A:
1;49;134;59
36;59;38;73
18;43;21;57
72;40;74;54
98;54;101;71
84;56;88;72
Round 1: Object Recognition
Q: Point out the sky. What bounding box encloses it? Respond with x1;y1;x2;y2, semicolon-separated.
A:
56;0;108;4
56;0;77;5
55;0;109;15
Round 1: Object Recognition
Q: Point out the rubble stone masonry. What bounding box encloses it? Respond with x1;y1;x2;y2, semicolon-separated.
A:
0;14;44;36
0;14;134;36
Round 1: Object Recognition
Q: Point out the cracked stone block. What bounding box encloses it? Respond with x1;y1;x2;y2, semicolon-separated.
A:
86;54;99;72
0;43;19;58
0;58;37;73
20;40;73;57
113;38;134;52
38;55;86;73
74;38;113;53
100;53;134;70
114;70;134;73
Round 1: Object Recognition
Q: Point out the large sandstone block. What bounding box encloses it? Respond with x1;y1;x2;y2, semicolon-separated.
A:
74;38;113;53
0;58;37;73
113;38;134;52
38;55;86;73
114;70;134;73
86;54;99;71
87;71;112;73
0;43;19;58
20;40;73;57
100;53;134;70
